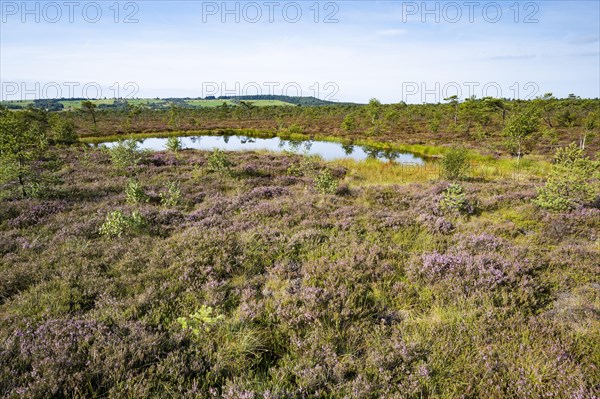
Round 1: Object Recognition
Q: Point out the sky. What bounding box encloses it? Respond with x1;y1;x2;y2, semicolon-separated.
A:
0;0;599;103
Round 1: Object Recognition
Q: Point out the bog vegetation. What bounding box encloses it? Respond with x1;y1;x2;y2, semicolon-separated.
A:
3;94;599;157
0;98;598;398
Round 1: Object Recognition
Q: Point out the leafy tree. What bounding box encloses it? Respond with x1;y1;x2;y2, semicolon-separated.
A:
482;97;507;123
287;123;304;135
581;110;599;150
533;93;556;128
49;114;77;144
127;105;143;130
0;110;48;197
239;100;255;110
444;95;460;124
366;98;383;135
177;306;224;335
556;109;578;128
441;146;470;180
168;105;182;129
81;101;97;127
341;113;358;132
502;110;539;160
458;96;484;130
32;99;64;112
207;148;231;174
428;112;442;133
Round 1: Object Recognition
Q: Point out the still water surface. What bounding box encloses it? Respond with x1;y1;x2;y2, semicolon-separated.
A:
101;135;426;164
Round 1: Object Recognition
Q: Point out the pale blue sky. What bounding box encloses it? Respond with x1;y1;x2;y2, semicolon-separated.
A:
1;1;599;103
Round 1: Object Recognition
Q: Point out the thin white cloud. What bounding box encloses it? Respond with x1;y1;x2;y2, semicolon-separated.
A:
569;35;600;44
484;55;537;61
375;29;407;36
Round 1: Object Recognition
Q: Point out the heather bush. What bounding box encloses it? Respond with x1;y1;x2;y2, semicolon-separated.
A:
8;200;66;228
419;235;547;310
417;213;454;235
0;318;173;398
1;147;598;398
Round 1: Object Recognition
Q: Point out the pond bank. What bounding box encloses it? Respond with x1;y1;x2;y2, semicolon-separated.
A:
79;129;447;159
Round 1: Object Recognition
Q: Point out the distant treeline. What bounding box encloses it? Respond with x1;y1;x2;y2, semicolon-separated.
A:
0;95;342;111
218;95;349;106
1;95;599;156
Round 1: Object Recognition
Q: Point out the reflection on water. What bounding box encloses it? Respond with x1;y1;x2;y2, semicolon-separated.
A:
100;135;426;164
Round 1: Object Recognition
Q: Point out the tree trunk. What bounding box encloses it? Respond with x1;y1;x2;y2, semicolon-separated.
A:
18;174;26;197
17;156;26;197
580;133;586;150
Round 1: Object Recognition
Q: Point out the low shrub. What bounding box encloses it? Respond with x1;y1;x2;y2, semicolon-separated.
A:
208;149;231;174
287;123;304;134
286;157;318;177
125;179;148;204
314;169;339;194
534;143;599;211
440;146;469;180
440;183;474;215
99;210;146;237
159;182;182;207
165;136;182;152
177;305;224;335
106;139;146;170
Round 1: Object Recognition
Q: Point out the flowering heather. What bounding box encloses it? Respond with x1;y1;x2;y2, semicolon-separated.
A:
7;200;67;228
0;147;598;398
